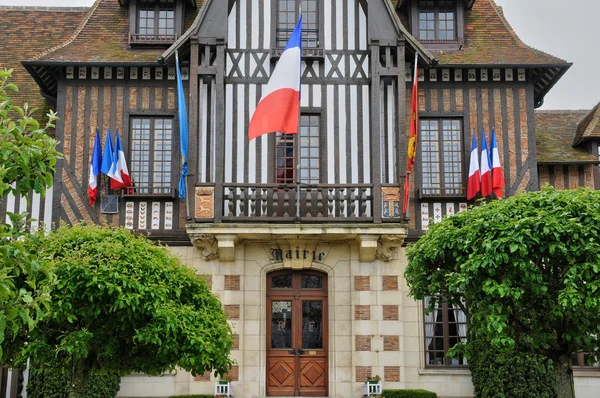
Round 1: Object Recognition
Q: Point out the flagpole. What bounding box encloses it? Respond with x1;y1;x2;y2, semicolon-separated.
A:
404;51;419;221
295;6;302;223
176;51;191;220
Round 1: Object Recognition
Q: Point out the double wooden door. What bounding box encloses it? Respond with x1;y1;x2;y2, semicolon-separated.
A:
266;270;328;397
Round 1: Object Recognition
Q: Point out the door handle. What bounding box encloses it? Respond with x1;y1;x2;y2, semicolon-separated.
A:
288;348;296;355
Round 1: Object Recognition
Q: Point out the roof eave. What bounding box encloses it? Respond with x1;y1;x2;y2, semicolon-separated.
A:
538;160;600;165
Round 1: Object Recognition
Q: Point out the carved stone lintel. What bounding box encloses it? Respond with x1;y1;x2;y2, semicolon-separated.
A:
376;234;405;261
190;233;218;261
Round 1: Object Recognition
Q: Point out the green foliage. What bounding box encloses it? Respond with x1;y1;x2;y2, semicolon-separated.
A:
406;188;600;357
405;187;600;396
468;339;556;398
0;68;60;363
381;389;437;398
23;224;234;395
27;366;120;398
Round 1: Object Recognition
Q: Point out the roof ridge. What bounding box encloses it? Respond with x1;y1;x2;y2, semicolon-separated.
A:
32;0;103;61
487;0;566;63
0;6;89;12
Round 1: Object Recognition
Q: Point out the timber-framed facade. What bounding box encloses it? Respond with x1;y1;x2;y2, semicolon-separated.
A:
1;0;599;397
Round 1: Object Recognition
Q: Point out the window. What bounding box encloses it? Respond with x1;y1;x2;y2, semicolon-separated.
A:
131;0;177;44
130;117;174;195
277;0;319;48
424;297;468;366
276;115;320;184
418;0;456;41
420;119;463;197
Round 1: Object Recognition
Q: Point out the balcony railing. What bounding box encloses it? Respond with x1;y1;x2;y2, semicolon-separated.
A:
129;33;177;45
419;186;466;198
222;183;373;223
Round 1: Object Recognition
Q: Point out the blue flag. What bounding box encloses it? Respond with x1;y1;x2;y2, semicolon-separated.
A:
100;129;114;176
176;53;189;200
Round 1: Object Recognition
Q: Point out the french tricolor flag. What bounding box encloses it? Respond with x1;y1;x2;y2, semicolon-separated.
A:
467;133;480;200
110;130;132;191
480;130;492;198
248;16;302;141
87;129;102;206
491;128;505;198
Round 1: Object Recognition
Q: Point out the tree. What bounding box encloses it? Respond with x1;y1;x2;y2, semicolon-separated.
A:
405;187;600;398
0;68;60;363
21;224;234;398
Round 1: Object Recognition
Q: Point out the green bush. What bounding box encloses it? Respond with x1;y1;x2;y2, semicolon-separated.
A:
468;339;556;398
382;389;437;398
27;367;120;398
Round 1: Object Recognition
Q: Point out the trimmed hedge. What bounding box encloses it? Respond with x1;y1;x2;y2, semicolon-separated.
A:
468;340;556;398
27;367;120;398
382;389;437;398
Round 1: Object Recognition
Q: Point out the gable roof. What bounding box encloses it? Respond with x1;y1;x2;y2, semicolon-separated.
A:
0;6;87;121
430;0;571;107
32;0;199;64
536;110;599;164
573;103;600;145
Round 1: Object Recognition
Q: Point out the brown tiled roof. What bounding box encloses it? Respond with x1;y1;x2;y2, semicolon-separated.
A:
0;6;87;119
573;103;600;145
536;110;598;164
37;0;199;64
436;0;566;65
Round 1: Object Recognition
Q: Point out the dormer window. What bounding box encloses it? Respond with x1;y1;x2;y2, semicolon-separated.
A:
408;0;465;50
419;0;455;41
272;0;323;58
128;0;185;46
276;0;319;48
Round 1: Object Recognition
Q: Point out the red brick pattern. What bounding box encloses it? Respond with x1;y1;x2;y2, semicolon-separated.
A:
384;366;400;382
232;334;239;350
193;371;211;381
383;335;399;351
225;365;238;381
354;276;370;291
224;305;239;320
224;275;241;291
383;305;399;321
355;366;372;383
355;335;371;351
382;276;398;291
355;305;371;320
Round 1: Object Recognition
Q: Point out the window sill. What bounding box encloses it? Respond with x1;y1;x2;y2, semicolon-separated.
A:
270;47;324;60
419;368;471;376
419;40;464;51
419;188;466;199
120;188;178;199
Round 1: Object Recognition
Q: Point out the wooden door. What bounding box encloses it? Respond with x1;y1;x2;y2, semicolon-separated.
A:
267;270;328;397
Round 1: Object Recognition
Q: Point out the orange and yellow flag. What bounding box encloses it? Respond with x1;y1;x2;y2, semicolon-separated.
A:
403;53;419;214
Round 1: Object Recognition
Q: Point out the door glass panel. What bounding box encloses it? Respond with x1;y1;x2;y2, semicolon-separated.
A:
302;300;323;349
302;274;323;289
271;301;293;349
272;274;292;289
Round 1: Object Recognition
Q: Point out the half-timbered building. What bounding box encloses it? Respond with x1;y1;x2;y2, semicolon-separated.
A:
1;0;599;397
